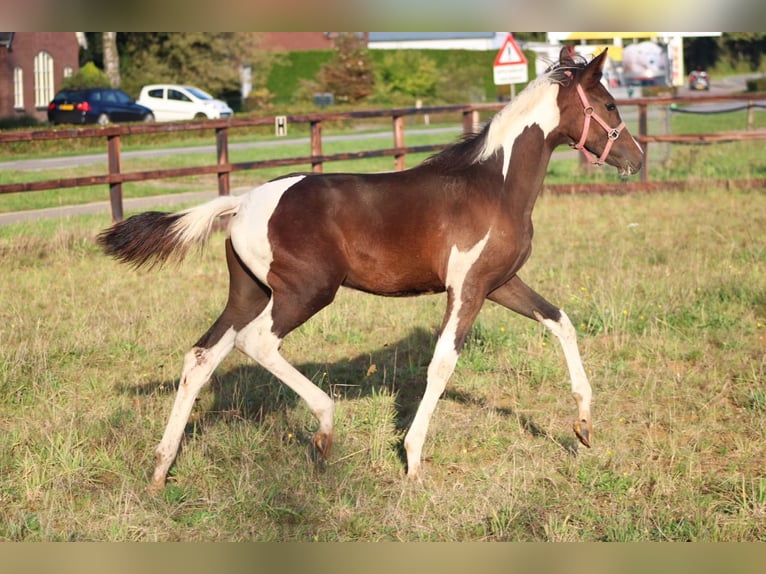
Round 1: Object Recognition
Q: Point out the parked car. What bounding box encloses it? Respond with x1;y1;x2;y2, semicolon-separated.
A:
137;84;234;121
689;69;710;91
47;88;155;125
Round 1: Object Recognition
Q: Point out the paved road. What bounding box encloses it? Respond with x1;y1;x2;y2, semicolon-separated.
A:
0;126;463;173
0;189;227;226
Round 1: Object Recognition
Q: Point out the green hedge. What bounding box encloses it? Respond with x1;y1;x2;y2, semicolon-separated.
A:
266;48;537;106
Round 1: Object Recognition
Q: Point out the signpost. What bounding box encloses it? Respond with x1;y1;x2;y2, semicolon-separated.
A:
493;34;528;98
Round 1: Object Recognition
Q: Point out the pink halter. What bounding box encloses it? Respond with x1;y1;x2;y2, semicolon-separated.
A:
572;83;627;166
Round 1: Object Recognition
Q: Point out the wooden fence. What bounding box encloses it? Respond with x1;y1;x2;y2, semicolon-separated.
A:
1;93;765;222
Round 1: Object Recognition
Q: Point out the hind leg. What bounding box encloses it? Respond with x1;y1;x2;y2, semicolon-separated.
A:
149;240;270;493
488;275;593;447
235;277;342;460
150;328;236;493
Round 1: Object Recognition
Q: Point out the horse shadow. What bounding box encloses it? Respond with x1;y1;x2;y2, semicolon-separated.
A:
121;326;579;468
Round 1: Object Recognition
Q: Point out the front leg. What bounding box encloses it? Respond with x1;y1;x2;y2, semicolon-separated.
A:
488;276;592;448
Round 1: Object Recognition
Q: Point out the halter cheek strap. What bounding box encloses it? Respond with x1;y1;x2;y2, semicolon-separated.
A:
572;83;626;166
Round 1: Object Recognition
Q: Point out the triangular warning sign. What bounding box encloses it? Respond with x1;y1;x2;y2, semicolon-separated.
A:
494;34;527;66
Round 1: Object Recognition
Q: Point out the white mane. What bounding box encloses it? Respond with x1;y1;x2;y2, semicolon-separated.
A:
477;72;562;178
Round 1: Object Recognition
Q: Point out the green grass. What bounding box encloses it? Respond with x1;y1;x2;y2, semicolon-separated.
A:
1;184;764;541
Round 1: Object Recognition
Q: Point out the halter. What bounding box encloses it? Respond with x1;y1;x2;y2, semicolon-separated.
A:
572;83;627;166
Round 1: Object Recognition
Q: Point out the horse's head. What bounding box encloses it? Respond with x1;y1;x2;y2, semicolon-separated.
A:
556;47;643;177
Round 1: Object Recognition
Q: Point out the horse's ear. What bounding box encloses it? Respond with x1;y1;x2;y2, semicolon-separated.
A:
584;48;608;86
559;45;576;67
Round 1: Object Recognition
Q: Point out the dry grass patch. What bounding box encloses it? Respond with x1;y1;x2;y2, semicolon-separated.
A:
1;187;764;540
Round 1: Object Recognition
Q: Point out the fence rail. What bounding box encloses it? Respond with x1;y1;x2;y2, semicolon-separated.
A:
1;93;765;221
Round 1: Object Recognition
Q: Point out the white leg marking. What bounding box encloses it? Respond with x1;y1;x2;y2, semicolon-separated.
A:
535;310;592;431
404;231;490;479
229;175;306;284
151;327;237;491
235;300;334;440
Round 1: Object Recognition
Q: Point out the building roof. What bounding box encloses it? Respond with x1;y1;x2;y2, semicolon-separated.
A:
368;32;497;42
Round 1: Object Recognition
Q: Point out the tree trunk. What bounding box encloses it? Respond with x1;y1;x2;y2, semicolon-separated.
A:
103;32;120;88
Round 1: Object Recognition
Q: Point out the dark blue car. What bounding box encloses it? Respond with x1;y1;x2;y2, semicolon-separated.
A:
47;88;155;125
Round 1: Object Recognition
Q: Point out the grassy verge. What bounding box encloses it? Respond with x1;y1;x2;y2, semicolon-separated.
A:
1;184;764;541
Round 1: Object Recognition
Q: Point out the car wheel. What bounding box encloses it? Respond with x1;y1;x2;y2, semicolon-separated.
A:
97;113;110;125
194;113;208;120
144;113;155;123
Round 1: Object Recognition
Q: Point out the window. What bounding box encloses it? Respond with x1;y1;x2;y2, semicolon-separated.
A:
168;89;191;102
114;90;131;104
63;66;73;78
147;88;163;99
34;51;54;107
13;66;23;109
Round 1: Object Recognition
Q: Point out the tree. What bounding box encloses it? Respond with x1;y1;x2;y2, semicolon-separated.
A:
720;32;766;71
119;33;277;100
316;33;374;103
60;61;111;90
374;51;438;103
102;32;120;88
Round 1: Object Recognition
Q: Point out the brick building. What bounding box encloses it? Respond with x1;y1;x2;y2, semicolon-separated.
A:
0;32;81;122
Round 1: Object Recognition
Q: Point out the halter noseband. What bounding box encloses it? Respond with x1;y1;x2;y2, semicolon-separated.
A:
572;83;626;166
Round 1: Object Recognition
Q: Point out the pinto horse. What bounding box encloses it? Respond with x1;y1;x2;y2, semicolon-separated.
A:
98;47;642;492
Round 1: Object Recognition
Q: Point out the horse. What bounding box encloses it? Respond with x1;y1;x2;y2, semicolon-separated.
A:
98;47;643;493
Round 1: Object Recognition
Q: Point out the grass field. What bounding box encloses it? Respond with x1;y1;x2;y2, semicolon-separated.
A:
1;181;764;541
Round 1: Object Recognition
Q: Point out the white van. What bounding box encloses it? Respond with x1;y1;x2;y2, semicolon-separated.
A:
137;84;234;121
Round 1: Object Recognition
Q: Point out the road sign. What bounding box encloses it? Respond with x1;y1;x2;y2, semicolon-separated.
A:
275;115;287;137
493;34;528;86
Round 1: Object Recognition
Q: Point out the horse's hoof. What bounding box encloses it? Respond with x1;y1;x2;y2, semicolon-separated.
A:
147;480;165;495
406;467;423;483
313;431;333;459
573;419;592;448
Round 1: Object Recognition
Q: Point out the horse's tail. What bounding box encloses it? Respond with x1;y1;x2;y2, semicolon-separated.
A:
97;194;244;268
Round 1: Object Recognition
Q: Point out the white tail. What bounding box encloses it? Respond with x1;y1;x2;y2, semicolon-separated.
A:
171;194;244;247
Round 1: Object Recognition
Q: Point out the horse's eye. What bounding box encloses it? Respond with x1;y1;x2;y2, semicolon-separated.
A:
606;103;616;112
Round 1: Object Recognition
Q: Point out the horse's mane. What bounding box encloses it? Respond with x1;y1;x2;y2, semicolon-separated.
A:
421;53;590;173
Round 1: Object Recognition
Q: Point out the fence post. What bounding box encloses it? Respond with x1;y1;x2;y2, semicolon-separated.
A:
393;114;405;171
311;120;323;173
747;101;754;130
638;103;649;184
216;126;230;196
462;109;479;135
107;133;123;222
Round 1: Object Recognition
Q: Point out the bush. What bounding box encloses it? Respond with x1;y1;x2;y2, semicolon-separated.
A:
0;114;41;130
60;62;111;90
745;76;766;92
373;51;438;103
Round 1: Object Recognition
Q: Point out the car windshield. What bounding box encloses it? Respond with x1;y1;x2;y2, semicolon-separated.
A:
185;87;214;101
